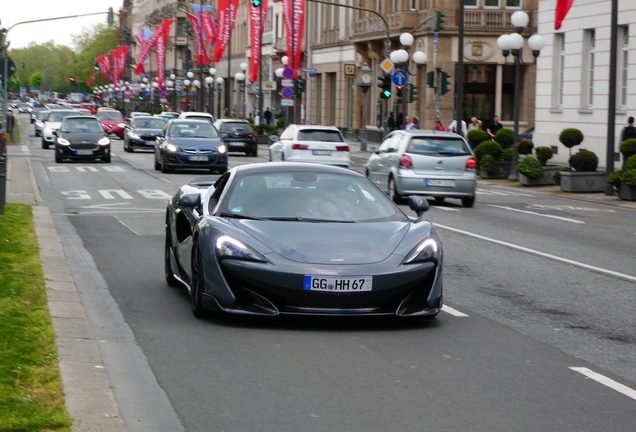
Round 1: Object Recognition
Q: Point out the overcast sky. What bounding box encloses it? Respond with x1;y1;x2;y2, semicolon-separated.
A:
2;0;124;50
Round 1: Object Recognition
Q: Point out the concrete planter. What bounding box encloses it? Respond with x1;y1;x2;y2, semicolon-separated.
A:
560;171;606;192
618;183;636;200
478;161;512;179
518;165;561;186
257;135;270;145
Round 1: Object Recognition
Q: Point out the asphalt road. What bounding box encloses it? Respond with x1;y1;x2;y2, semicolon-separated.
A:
16;113;636;431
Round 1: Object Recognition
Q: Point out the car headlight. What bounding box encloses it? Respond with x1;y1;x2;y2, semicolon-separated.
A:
215;235;267;262
98;137;110;145
166;143;180;152
402;238;439;264
216;145;227;154
35;121;43;127
57;138;71;146
117;123;125;128
129;132;140;139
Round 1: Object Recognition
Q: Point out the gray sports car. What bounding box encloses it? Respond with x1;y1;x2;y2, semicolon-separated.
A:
165;162;444;319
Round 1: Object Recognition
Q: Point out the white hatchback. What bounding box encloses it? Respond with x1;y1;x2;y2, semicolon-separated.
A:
269;125;350;168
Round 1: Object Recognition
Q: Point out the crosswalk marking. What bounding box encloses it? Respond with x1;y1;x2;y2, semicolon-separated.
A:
48;166;127;172
60;190;172;200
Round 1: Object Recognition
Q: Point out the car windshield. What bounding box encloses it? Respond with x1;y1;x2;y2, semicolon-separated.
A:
407;137;472;156
297;129;343;142
220;122;253;133
97;111;123;121
78;110;92;116
38;111;50;121
47;111;78;122
61;119;104;133
169;122;219;138
220;171;406;222
133;118;166;129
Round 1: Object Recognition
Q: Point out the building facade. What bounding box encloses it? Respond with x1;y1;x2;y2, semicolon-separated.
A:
534;0;636;169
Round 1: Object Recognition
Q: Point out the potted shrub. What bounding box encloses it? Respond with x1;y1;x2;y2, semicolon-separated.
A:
560;149;606;192
558;128;584;170
619;138;636;167
606;155;636;200
474;141;509;178
530;145;562;184
479;154;498;176
535;146;554;166
467;129;489;149
494;128;514;149
516;139;534;156
516;156;556;186
502;147;513;162
551;166;571;185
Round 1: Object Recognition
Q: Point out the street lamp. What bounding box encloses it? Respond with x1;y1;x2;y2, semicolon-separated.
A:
240;62;248;117
389;32;426;130
215;76;224;119
207;68;216;116
235;72;246;118
497;11;544;181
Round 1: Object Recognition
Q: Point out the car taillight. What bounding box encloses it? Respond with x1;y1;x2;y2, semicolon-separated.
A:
399;155;413;169
291;144;309;150
336;145;350;152
246;133;257;138
466;157;477;171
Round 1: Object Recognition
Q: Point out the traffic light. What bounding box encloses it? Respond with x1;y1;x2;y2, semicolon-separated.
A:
108;7;114;26
378;73;391;99
138;93;144;101
408;83;418;103
426;71;435;88
441;71;451;95
435;10;446;32
396;85;403;99
297;78;306;93
94;63;100;71
293;79;300;97
252;0;262;6
69;77;76;83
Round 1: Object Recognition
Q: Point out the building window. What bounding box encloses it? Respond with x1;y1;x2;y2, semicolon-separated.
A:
506;0;522;8
580;30;595;107
620;26;629;107
553;34;566;107
463;0;478;7
177;17;186;36
484;0;500;7
409;0;416;10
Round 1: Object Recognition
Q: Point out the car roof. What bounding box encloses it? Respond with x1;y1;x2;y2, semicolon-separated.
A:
235;162;362;177
391;130;467;139
169;119;214;124
216;119;249;123
63;115;99;120
290;124;341;132
179;111;213;117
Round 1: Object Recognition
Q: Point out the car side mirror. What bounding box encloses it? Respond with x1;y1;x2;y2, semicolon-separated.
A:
157;132;164;138
408;196;430;219
178;193;201;208
52;130;58;136
269;135;279;143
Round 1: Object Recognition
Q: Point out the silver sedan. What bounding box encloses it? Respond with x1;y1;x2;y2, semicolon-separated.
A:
365;130;477;207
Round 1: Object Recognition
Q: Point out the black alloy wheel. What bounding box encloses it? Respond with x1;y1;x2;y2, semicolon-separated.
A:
42;138;49;149
102;154;111;163
55;150;62;163
154;156;161;170
164;225;180;287
389;177;405;204
251;146;258;157
462;196;475;208
190;239;206;318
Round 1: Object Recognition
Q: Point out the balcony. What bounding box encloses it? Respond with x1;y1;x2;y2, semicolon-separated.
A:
350;11;422;41
175;35;187;46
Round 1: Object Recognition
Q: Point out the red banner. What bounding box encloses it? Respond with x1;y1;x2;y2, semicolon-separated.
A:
87;67;96;86
213;0;239;63
281;0;305;78
156;20;174;88
249;0;268;83
110;49;120;84
98;54;111;81
186;12;210;66
200;10;217;46
134;26;165;75
116;46;129;83
555;0;574;30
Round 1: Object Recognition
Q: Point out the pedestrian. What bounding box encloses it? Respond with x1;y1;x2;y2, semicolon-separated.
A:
468;117;482;131
486;115;503;140
435;120;445;131
254;111;261;126
448;119;467;138
620;116;636;168
264;108;272;125
405;116;414;130
412;117;420;129
387;111;396;131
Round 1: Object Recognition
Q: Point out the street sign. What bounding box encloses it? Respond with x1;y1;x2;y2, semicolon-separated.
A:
282;67;294;79
281;87;294;99
251;81;277;92
301;67;317;73
281;79;294;87
380;58;394;73
392;70;407;86
281;99;294;106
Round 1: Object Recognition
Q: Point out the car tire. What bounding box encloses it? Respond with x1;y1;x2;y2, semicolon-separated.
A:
55;151;62;163
434;197;445;204
154;157;161;171
161;155;171;173
190;239;207;318
102;154;111;163
41;138;49;149
389;177;405;204
251;146;258;157
164;226;180;287
217;166;228;174
123;140;131;152
462;196;475;208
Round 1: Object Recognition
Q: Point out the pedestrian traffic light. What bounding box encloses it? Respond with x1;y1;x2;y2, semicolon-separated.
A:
378;73;392;99
441;71;451;95
298;78;306;93
408;83;418;103
252;0;262;6
426;71;435;88
435;10;446;32
396;85;403;99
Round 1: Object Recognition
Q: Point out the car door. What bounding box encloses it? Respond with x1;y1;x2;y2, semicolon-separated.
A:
367;135;393;189
383;134;404;187
271;126;291;161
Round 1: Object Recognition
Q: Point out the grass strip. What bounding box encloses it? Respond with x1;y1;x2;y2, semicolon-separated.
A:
0;204;72;431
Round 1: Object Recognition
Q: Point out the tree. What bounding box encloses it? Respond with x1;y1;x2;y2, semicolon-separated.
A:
72;24;119;88
9;41;75;93
8;75;22;93
29;70;43;90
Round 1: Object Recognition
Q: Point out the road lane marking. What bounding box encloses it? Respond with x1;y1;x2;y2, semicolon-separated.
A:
442;305;469;317
115;216;141;235
487;204;585;224
476;188;533;197
434;223;636;283
21;145;30;154
527;204;615;213
433;206;460;212
569;367;636;401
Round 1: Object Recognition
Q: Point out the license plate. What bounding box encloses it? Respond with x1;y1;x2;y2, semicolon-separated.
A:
228;142;243;146
425;179;455;187
312;150;332;156
189;155;209;161
303;275;372;292
76;150;93;155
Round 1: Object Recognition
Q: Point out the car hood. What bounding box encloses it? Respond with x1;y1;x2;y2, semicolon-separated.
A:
231;220;409;264
169;137;222;150
59;132;105;143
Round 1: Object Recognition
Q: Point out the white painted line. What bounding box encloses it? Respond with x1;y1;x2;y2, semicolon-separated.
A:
434;223;636;283
161;178;172;183
21;145;30;153
433;206;460;212
569;367;636;401
442;305;469;317
476;188;533;197
487;204;585;224
115;216;141;235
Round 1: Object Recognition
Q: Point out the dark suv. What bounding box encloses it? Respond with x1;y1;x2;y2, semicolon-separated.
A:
213;119;258;157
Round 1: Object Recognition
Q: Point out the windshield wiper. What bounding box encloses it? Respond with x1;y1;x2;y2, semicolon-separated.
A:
267;216;356;223
219;212;266;220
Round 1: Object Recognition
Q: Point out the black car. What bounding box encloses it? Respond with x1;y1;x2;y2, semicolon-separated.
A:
213;119;258;157
124;116;167;152
54;116;111;163
154;119;227;173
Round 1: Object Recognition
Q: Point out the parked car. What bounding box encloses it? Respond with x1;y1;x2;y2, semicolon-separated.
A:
177;111;214;123
365;130;477;207
53;115;111;163
164;163;443;319
268;125;350;168
96;109;125;139
42;109;80;149
213;119;258;157
154;119;227;173
123;116;167;152
33;110;51;137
